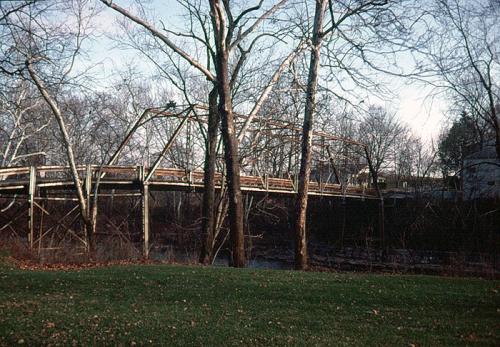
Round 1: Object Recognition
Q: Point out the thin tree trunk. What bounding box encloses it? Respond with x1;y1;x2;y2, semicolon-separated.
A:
27;61;93;248
364;146;385;252
199;87;220;264
294;0;328;270
210;0;245;267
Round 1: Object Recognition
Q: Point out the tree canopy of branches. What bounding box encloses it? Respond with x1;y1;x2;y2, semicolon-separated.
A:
418;0;500;159
1;0;495;268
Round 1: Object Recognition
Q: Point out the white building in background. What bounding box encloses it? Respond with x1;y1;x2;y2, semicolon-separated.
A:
462;141;500;199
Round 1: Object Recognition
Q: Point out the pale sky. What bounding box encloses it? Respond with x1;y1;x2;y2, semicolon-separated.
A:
397;86;448;143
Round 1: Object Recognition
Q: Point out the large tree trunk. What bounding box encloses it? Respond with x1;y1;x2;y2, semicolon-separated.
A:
495;126;500;161
294;0;328;270
491;106;500;160
199;87;220;264
210;0;245;267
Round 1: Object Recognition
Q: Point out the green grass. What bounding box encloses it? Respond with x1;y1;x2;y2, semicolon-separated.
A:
0;263;498;346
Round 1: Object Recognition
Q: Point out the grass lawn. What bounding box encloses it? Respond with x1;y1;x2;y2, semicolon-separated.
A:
0;262;498;346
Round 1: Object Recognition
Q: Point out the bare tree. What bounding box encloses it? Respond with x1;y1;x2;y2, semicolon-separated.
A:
1;0;99;253
27;61;93;240
206;0;245;266
293;0;328;270
359;105;406;181
293;0;394;270
0;79;49;168
100;0;292;267
419;0;500;159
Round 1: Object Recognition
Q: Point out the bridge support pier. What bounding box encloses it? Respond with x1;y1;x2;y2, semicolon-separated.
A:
28;166;36;251
139;166;150;259
84;164;92;253
142;184;150;259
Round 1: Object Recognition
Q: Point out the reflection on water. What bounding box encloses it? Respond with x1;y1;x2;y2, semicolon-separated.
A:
150;245;498;276
213;257;292;270
151;247;292;270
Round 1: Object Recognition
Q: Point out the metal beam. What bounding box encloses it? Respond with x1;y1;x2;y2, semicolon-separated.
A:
144;116;190;182
28;166;36;250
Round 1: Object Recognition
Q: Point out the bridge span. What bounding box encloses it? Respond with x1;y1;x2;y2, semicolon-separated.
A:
0;165;375;198
0;165;377;258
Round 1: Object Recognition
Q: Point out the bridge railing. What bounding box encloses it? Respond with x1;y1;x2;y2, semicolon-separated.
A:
0;165;376;197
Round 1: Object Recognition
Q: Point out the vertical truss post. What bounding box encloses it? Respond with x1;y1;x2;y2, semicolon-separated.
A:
143;184;150;259
139;166;150;259
319;136;325;195
84;164;92;253
28;166;36;250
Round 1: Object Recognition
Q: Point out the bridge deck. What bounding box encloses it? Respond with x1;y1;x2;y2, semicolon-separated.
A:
0;165;375;199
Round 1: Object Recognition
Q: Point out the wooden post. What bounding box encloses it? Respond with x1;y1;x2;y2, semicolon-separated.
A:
139;166;150;259
28;166;36;250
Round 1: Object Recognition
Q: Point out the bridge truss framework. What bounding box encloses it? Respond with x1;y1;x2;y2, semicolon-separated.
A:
0;105;381;258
